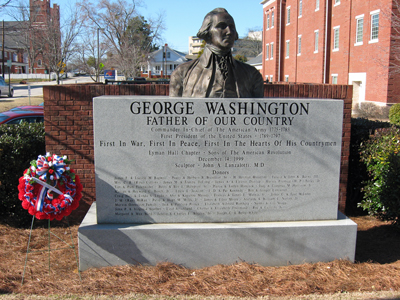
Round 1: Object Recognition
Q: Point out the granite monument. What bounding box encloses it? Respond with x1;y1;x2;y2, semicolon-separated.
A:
78;96;357;270
78;8;357;271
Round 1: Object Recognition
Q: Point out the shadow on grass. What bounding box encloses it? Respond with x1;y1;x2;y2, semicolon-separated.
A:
355;224;400;264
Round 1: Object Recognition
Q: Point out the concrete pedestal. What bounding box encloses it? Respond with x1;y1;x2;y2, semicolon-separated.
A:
78;203;357;271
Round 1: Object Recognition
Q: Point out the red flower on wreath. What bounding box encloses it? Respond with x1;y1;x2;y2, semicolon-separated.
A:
18;153;83;220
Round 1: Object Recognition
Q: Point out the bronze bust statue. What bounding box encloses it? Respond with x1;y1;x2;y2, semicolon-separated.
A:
170;8;264;98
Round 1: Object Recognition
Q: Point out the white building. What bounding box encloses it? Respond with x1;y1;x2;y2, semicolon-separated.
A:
188;36;203;56
141;44;188;78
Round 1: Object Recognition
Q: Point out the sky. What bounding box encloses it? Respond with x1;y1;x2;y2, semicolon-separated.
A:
139;0;264;53
0;0;264;54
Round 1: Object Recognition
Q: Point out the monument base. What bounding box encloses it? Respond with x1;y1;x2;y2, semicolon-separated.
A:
78;203;357;271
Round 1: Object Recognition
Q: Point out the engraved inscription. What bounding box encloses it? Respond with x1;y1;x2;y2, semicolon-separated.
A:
94;97;343;223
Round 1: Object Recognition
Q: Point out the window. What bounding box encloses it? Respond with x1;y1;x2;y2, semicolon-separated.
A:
333;26;340;51
285;75;289;82
7;116;44;125
270;75;273;82
287;7;291;24
355;15;364;45
299;0;303;17
167;52;171;58
298;35;302;55
316;0;320;11
370;10;379;42
271;12;274;27
314;30;319;53
37;59;42;66
266;44;270;60
332;74;338;84
286;40;290;58
334;0;340;6
155;65;161;71
271;42;274;59
267;14;270;29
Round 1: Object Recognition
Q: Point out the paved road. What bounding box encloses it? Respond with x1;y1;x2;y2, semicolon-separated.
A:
7;76;95;98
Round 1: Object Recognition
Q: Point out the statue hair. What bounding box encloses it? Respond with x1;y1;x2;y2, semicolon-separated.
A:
197;8;239;43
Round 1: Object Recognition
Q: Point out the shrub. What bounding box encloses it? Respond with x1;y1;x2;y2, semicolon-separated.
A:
354;102;389;120
359;126;400;225
346;118;391;215
0;122;45;227
379;152;400;223
389;103;400;126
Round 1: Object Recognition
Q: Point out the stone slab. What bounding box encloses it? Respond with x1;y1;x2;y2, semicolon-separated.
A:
78;203;357;271
93;96;344;224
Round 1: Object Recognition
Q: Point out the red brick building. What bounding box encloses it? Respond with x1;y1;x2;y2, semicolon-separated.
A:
0;23;29;75
0;0;60;75
261;0;400;105
30;0;60;74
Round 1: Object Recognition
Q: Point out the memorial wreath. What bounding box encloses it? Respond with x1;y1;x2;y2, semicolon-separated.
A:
18;153;82;220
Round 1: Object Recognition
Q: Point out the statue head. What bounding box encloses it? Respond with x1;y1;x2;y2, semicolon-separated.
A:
197;8;239;53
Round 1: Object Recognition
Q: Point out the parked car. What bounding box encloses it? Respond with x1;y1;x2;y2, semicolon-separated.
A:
0;76;13;97
10;104;44;111
0;108;43;124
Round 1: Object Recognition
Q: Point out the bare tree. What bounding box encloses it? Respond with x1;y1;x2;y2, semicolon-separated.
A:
233;28;263;59
70;29;108;82
5;0;83;81
6;0;43;73
37;4;84;84
78;0;164;78
0;0;12;8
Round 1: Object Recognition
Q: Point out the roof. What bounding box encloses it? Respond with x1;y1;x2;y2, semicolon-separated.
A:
247;52;263;66
148;45;188;63
0;21;30;50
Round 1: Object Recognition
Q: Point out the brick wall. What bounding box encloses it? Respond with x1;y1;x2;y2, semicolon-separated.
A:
43;83;351;221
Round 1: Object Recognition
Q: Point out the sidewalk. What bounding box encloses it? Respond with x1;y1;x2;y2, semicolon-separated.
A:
12;76;95;88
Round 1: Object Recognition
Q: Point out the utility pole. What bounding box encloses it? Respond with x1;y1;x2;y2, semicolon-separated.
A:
97;27;100;82
97;28;105;82
164;44;167;78
2;21;4;78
